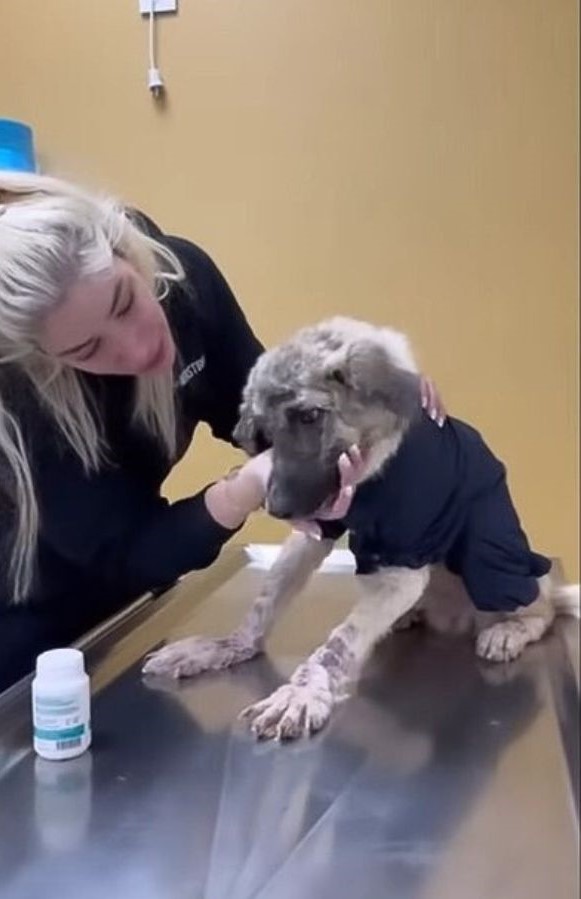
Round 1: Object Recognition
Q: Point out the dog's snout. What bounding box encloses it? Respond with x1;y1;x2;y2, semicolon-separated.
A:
265;494;295;520
266;476;301;520
266;455;341;521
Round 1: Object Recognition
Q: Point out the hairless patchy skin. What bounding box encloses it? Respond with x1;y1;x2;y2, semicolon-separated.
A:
143;532;332;680
239;565;430;740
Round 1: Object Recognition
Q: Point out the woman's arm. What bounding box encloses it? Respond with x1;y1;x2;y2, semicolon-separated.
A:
33;446;269;600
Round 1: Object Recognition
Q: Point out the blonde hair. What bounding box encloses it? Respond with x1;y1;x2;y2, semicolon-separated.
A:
0;171;184;602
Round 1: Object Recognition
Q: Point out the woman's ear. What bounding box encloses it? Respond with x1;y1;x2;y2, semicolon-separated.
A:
326;341;421;420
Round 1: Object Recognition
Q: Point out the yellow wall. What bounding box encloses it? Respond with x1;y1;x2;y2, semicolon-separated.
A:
1;1;578;578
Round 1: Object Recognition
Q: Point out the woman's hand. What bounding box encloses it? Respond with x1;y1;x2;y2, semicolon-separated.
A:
420;376;446;427
238;449;273;500
204;451;272;530
292;445;367;539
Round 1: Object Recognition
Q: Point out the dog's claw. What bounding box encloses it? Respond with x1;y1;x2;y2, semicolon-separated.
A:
239;667;334;742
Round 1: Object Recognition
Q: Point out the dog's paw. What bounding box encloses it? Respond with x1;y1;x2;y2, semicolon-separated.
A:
142;635;258;679
240;665;334;741
476;621;528;663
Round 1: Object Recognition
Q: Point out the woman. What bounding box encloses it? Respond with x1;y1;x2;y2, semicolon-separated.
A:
0;172;444;692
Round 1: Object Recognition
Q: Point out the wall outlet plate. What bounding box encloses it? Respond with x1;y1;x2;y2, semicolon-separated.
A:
139;0;177;14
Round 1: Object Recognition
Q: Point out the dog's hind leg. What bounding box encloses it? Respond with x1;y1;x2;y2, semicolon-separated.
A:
142;532;333;679
241;565;430;740
475;575;555;663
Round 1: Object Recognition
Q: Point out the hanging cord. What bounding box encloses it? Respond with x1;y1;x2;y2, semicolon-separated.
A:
147;1;164;97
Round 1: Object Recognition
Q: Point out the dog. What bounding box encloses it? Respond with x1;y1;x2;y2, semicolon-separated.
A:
143;317;578;740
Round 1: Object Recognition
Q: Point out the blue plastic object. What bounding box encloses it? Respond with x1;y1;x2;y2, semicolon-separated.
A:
0;119;36;172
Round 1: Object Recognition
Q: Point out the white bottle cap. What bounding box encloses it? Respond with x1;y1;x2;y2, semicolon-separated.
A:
36;648;86;678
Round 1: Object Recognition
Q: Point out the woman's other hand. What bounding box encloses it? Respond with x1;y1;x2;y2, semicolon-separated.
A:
292;445;366;539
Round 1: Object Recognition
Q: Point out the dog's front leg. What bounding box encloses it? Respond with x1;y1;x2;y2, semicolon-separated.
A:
142;532;333;679
241;566;430;740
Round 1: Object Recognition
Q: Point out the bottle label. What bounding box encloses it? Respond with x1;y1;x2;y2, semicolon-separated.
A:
34;695;89;752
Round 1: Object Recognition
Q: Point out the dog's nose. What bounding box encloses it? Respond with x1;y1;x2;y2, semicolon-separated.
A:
265;495;295;520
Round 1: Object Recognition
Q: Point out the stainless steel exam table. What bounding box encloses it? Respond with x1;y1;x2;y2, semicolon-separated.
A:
0;547;578;899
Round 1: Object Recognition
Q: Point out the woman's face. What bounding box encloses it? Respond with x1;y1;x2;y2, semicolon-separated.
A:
39;257;176;376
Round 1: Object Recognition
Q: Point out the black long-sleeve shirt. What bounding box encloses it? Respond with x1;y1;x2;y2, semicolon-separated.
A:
320;416;551;612
0;232;264;609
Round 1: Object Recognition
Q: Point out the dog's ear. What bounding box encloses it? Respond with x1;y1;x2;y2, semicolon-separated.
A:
232;401;270;456
325;341;421;420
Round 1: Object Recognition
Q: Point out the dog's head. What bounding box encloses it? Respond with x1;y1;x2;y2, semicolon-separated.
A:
234;317;422;520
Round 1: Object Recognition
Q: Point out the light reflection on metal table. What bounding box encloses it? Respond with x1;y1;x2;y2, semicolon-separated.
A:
0;547;578;899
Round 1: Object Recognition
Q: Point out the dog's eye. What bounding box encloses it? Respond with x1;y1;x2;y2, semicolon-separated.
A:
297;408;323;425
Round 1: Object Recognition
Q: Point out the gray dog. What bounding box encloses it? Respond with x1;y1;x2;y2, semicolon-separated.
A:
144;317;578;739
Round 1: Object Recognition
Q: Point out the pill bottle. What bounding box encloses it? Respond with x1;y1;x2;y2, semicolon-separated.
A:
32;648;91;760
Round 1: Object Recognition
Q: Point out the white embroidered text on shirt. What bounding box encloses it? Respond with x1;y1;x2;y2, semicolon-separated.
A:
177;355;206;388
